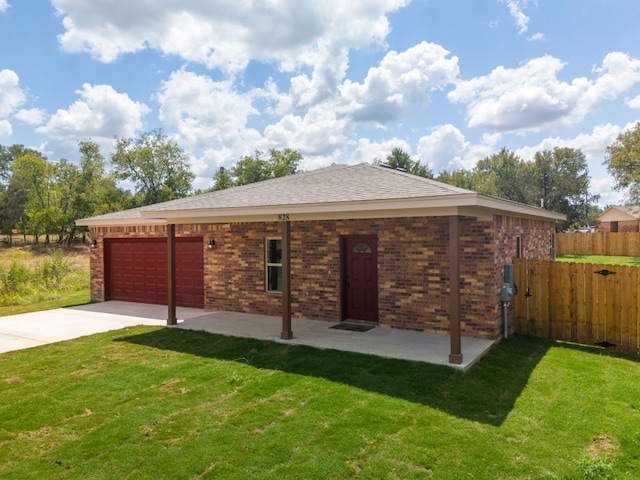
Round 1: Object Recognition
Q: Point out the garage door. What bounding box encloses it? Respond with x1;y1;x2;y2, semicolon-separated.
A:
105;237;204;308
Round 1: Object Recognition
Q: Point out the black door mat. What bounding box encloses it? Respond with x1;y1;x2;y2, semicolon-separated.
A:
330;323;375;332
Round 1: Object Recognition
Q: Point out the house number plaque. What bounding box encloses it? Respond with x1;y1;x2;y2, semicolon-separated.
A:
278;214;290;221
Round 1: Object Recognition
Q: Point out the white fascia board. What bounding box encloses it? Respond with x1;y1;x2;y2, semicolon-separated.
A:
139;193;565;223
75;217;165;227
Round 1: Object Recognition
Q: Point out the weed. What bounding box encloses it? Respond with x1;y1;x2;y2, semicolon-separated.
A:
579;455;614;480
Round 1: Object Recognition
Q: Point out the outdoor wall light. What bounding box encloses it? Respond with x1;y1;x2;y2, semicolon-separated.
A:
207;237;217;250
90;239;98;248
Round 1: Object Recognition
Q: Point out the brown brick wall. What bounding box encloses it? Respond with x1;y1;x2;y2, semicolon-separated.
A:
492;216;556;337
596;220;640;233
619;220;640;232
89;215;557;340
203;217;503;338
596;222;614;233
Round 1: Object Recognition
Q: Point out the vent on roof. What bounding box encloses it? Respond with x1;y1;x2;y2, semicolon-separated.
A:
379;163;407;172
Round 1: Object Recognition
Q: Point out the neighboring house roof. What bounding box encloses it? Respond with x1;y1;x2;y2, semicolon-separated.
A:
76;163;566;226
598;205;640;223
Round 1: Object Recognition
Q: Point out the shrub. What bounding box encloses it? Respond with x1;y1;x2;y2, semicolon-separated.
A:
0;262;31;293
35;252;70;289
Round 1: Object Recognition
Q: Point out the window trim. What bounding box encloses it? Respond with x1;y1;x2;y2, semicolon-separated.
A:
265;237;282;293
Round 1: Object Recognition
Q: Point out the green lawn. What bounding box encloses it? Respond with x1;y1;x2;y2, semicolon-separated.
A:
556;254;640;266
1;328;638;479
0;291;90;317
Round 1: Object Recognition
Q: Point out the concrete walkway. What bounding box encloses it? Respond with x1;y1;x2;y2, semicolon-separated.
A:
0;301;496;371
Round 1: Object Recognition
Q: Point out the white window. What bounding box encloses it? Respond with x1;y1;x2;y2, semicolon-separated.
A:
265;238;282;292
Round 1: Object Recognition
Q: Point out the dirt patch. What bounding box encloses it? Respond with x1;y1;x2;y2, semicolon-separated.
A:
4;377;25;384
588;434;619;456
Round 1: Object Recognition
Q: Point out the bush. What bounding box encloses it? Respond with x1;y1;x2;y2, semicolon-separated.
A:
0;252;77;305
0;262;31;293
35;252;70;289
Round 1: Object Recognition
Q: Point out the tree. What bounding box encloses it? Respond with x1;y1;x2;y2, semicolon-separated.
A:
605;121;640;203
232;150;270;186
212;148;303;190
211;167;234;191
436;169;482;191
474;148;534;203
111;130;194;206
269;148;303;178
9;152;59;243
385;148;433;178
0;144;41;186
437;146;598;231
532;147;596;230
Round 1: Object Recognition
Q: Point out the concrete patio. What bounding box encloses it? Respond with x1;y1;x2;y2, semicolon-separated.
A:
0;301;497;371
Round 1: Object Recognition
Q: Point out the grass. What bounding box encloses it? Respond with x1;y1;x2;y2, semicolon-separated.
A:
0;291;91;316
556;254;640;266
0;329;638;479
0;245;89;316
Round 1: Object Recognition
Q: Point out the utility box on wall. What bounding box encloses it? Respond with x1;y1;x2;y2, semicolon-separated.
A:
501;264;517;302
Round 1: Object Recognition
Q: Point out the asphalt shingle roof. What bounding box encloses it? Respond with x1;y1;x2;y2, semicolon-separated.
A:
80;163;473;222
78;163;563;224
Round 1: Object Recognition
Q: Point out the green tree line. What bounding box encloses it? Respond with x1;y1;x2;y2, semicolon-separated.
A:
4;122;640;242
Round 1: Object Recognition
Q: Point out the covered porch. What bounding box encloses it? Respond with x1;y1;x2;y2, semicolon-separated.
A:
66;301;495;371
169;309;496;372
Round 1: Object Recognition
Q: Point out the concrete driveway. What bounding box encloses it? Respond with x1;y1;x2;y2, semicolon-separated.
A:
0;301;206;354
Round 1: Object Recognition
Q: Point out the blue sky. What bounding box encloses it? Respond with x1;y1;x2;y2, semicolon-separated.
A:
1;0;640;206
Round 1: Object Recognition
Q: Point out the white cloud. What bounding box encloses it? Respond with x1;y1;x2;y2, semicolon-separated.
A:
448;52;640;132
37;83;150;144
417;124;469;171
414;125;502;173
513;124;622;163
0;1;8;13
628;94;640;109
157;70;262;155
264;105;351;157
527;32;544;42
339;41;459;124
501;0;533;35
591;176;625;207
14;108;46;125
0;69;26;118
0;120;11;138
350;137;413;165
53;0;407;78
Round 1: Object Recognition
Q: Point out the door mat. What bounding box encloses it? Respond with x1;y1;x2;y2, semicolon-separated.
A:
330;323;375;333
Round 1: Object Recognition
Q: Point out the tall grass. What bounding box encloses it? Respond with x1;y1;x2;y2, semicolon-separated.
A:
0;247;89;307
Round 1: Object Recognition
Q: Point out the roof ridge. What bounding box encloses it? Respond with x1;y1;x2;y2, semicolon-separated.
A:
364;162;475;194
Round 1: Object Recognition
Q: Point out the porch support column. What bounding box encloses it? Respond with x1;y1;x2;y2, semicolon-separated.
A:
167;223;177;326
448;215;463;364
280;220;293;339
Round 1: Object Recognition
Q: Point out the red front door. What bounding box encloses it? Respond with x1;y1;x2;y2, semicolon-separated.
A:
343;235;378;323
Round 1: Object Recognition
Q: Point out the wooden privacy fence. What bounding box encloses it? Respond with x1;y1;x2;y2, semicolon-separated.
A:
513;258;640;355
556;232;640;256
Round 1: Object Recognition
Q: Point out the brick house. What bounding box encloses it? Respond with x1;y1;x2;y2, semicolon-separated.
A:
77;163;564;364
596;205;640;232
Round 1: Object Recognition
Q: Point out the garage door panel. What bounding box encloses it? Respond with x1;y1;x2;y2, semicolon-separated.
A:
107;238;204;308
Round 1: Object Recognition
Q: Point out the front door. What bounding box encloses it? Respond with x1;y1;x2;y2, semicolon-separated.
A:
343;235;378;323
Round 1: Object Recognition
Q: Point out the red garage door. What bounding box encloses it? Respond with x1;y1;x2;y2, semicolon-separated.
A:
105;237;204;308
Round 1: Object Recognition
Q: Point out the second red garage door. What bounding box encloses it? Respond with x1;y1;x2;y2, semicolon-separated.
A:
105;237;204;308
